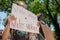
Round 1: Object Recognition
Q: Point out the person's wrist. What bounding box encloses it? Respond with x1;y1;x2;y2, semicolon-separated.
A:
7;19;10;24
8;22;10;24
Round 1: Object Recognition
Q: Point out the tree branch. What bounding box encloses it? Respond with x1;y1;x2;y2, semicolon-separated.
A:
55;0;60;11
55;0;60;6
46;0;54;21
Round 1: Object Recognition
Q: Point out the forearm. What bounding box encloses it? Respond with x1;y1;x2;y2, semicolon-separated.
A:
2;22;10;40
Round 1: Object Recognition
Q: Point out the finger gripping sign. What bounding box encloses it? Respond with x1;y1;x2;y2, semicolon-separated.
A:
10;3;39;33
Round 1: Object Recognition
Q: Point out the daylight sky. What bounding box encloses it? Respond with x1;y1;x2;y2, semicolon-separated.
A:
0;12;7;30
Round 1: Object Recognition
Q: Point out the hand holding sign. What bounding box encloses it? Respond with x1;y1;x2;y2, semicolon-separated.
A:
8;14;16;23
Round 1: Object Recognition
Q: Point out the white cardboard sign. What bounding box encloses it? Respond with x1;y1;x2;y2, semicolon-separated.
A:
11;4;39;33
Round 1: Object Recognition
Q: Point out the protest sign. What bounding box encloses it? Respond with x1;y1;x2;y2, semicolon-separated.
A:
11;4;39;33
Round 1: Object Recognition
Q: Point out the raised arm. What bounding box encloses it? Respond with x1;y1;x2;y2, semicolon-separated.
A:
2;20;10;40
2;14;16;40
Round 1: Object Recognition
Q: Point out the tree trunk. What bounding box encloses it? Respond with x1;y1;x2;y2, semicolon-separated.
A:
52;19;60;40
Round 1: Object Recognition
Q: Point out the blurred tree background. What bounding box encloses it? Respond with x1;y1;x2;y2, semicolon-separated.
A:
0;0;60;40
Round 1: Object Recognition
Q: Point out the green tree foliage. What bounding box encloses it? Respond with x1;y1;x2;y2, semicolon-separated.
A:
27;0;60;40
0;0;21;12
0;16;2;21
3;18;7;25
